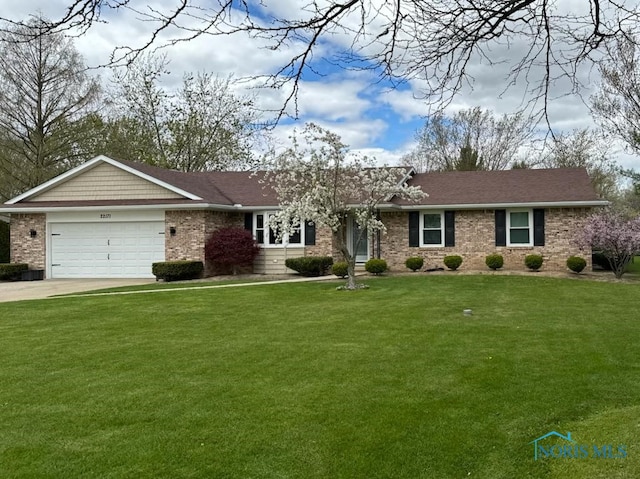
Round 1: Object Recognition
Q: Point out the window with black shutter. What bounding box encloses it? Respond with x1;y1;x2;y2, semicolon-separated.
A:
533;209;545;246
495;210;506;246
444;211;455;247
408;212;419;247
304;221;316;246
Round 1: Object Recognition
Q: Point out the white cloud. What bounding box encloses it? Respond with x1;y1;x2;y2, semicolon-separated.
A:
294;79;371;121
382;88;427;122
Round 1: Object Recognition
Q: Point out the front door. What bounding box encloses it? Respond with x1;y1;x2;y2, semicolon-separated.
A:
349;218;369;264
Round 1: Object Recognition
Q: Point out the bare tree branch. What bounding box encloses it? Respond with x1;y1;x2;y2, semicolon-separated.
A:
2;1;640;122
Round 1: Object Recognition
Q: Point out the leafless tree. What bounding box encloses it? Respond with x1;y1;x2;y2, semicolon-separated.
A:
591;34;640;154
0;19;100;198
403;107;534;172
2;1;639;121
539;128;620;200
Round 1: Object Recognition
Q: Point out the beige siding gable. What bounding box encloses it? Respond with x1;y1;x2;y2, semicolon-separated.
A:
29;162;184;201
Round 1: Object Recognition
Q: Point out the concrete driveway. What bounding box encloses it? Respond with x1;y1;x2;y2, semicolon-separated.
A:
0;278;156;303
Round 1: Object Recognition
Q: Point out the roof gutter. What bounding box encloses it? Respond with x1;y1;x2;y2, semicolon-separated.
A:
377;200;609;210
0;199;609;215
0;203;250;214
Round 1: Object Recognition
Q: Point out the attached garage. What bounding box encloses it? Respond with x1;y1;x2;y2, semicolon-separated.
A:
49;221;165;278
0;156;208;279
45;210;168;279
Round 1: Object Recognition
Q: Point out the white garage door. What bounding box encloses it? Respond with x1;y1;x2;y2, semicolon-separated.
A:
50;222;165;278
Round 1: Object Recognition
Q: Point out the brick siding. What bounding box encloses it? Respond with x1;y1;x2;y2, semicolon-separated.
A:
10;214;46;271
380;208;593;272
165;210;244;275
304;224;334;257
6;207;595;278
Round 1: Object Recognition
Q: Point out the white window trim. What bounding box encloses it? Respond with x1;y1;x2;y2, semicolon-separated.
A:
506;209;533;247
420;211;444;247
254;211;305;247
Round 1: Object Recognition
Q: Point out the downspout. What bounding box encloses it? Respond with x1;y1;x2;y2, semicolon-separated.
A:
376;209;382;259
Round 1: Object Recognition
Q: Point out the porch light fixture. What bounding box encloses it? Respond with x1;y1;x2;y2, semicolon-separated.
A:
29;229;37;238
169;226;177;236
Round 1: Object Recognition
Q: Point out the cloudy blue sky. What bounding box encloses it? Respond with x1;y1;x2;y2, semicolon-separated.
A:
4;1;640;170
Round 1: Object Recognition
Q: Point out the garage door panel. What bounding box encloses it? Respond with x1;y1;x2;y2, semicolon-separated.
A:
50;221;165;278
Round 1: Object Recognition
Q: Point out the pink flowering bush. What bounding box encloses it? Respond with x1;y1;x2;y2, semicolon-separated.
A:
574;211;640;279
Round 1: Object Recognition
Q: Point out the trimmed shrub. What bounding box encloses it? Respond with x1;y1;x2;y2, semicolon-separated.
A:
567;256;587;273
485;254;504;270
332;261;348;278
0;221;9;264
365;258;388;275
405;256;424;272
0;263;29;281
152;261;204;282
443;255;463;271
205;227;260;274
525;254;544;271
285;256;333;276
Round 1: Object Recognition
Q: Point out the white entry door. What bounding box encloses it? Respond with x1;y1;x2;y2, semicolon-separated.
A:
50;222;165;278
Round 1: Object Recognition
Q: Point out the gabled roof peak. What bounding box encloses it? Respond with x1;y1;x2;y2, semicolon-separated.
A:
5;155;202;204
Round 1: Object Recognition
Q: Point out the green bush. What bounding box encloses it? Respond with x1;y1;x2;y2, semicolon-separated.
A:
443;255;463;271
567;256;587;273
285;256;333;276
524;254;544;271
0;263;28;281
0;221;9;264
405;256;424;272
332;261;349;278
365;258;388;275
152;261;204;282
485;254;504;270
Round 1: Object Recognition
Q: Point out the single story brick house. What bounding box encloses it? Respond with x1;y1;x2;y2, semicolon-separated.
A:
0;155;606;278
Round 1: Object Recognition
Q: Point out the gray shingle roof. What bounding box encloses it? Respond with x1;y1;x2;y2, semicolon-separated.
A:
394;167;602;206
3;157;604;210
118;162;602;207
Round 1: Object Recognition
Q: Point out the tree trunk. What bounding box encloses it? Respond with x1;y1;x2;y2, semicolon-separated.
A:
337;222;358;289
346;258;357;289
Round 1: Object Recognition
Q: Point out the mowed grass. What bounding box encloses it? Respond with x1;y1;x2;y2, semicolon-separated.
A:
0;275;639;478
626;256;640;274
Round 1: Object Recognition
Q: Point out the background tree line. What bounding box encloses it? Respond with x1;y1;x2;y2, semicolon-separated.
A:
402;108;632;209
0;19;265;202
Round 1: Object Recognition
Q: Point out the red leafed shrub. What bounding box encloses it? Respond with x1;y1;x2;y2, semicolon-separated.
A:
205;227;261;274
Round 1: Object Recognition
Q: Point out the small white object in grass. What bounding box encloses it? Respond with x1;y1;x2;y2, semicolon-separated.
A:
463;309;473;316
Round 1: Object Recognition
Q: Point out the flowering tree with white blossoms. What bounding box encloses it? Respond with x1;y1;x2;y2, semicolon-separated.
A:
266;123;427;290
575;210;640;279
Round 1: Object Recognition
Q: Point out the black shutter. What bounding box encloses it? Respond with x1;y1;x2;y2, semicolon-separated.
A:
495;210;506;246
244;212;253;231
408;211;420;247
444;211;455;247
304;220;316;246
533;208;545;246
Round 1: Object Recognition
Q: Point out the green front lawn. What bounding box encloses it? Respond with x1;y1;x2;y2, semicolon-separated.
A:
626;256;640;274
0;275;638;478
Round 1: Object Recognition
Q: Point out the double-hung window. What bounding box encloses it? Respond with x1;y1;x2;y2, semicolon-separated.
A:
421;212;444;247
507;210;533;246
495;208;544;247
